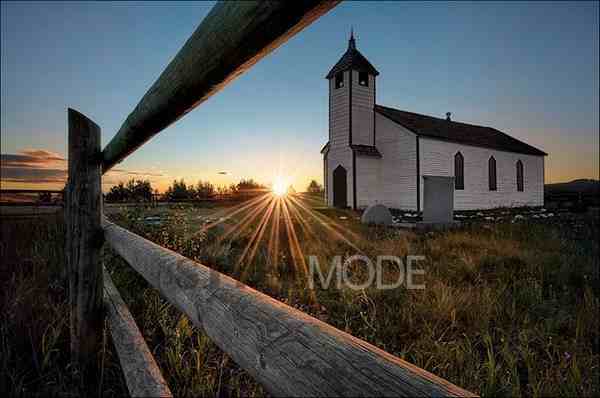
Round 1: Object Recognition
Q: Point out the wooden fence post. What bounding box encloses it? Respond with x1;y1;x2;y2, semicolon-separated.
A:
66;108;103;381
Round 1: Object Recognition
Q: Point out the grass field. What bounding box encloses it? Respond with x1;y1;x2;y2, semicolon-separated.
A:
1;195;599;396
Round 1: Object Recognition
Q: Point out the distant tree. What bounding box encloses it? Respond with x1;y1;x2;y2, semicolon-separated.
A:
37;192;52;203
106;179;153;202
106;182;128;202
235;178;265;200
307;180;324;194
194;180;215;200
130;179;153;202
165;179;190;201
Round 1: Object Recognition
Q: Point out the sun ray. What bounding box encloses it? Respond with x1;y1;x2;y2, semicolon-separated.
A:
286;195;362;252
236;196;277;277
280;197;318;305
267;197;282;270
192;193;270;238
284;195;319;244
220;195;273;243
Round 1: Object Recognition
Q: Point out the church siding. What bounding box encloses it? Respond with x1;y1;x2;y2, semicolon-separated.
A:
329;71;350;150
356;155;380;208
351;74;375;146
374;112;418;210
419;138;544;210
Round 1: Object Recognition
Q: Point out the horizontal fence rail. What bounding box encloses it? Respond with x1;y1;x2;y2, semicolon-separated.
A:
102;0;339;173
103;268;173;398
102;217;475;397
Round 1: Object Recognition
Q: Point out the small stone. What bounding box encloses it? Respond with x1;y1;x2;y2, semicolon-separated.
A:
361;204;393;226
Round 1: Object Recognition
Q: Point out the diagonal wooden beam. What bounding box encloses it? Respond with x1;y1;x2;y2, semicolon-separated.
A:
102;217;477;397
104;267;173;397
102;0;340;173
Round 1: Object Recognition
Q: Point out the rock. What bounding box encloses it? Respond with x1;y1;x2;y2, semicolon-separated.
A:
361;204;393;226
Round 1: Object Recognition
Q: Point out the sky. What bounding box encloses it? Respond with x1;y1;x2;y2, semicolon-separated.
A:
1;1;598;192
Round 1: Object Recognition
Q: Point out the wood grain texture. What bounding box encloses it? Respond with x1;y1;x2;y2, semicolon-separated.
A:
66;108;103;376
102;217;476;397
103;268;173;398
102;0;340;173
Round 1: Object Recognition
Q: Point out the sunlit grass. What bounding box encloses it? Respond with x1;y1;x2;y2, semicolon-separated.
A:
104;199;598;397
2;200;598;397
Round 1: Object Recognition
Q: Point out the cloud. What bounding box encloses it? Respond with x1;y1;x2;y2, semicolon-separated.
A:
111;168;164;177
1;148;165;186
1;149;66;169
1;168;67;184
19;149;65;161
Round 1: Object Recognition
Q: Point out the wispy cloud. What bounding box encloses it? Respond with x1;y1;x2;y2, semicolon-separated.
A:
1;149;166;187
111;168;164;177
1;149;66;170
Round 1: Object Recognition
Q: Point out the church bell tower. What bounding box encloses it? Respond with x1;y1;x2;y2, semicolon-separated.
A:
323;31;379;209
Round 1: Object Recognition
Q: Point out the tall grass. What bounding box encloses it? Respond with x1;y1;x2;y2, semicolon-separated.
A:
2;202;598;397
0;215;127;396
107;203;599;397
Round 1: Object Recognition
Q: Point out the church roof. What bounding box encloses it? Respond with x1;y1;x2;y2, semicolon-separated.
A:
375;105;547;156
320;142;382;158
325;33;379;79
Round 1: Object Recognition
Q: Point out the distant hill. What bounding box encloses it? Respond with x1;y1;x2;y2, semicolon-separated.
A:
545;179;600;195
545;179;599;208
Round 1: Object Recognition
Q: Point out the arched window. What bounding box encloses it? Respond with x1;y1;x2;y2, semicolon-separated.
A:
454;152;464;190
516;160;524;192
488;156;497;191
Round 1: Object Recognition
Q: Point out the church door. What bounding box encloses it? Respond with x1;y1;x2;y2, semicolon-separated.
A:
333;165;347;208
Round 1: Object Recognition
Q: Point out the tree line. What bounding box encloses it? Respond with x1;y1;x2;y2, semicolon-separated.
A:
105;178;323;203
105;178;269;202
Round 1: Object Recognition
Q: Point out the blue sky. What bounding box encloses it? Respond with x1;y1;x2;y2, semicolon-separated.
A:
1;1;598;191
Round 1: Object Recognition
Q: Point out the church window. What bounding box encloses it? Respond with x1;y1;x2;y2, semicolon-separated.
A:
516;160;524;191
359;71;369;87
335;72;344;89
454;152;464;190
489;156;497;191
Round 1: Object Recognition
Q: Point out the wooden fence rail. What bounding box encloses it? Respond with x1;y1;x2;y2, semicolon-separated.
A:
102;0;340;173
103;268;173;397
102;217;473;397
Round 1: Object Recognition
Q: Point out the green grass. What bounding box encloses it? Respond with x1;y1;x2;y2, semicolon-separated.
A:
2;199;599;397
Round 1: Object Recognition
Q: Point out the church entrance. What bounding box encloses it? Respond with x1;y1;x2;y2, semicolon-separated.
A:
333;165;347;208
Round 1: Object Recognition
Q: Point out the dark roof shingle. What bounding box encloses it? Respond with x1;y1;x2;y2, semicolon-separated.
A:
325;36;379;79
375;105;547;156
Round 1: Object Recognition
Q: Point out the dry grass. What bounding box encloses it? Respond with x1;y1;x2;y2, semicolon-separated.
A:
0;214;127;396
1;199;598;397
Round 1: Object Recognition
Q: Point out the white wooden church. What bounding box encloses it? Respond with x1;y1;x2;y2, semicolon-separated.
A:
322;33;547;211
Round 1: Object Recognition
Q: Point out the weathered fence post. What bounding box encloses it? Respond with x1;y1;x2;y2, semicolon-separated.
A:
66;108;103;381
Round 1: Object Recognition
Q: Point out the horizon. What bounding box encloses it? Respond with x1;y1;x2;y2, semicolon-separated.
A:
1;1;598;192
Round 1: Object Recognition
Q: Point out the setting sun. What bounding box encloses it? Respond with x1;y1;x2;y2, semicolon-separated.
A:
272;176;289;197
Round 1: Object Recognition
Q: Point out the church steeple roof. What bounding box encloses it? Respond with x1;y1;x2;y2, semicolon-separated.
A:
325;31;379;79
